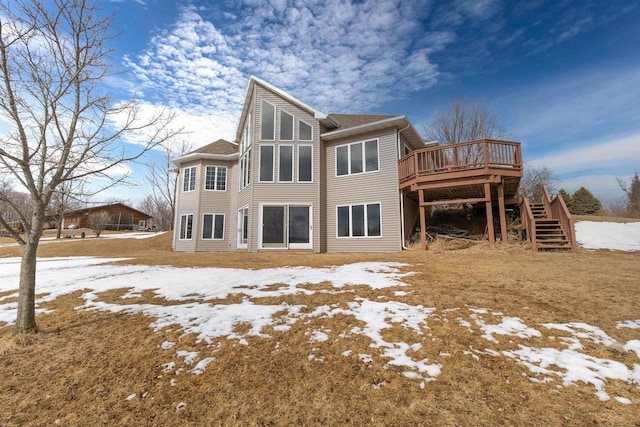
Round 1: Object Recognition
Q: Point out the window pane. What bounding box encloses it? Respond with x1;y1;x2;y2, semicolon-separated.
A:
260;145;274;181
298;145;312;182
280;111;293;140
367;204;381;236
350;143;363;174
186;215;193;239
181;214;193;239
189;167;196;190
337;206;350;237
352;205;365;236
183;167;195;191
365;140;379;172
289;206;309;244
299;120;312;141
246;151;251;185
242;210;249;242
261;100;275;140
279;146;293;182
203;214;213;239
336;146;349;176
263;206;285;244
217;167;226;190
205;166;215;190
214;215;224;239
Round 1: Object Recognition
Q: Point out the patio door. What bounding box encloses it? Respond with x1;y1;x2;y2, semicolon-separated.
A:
237;207;249;249
261;204;312;249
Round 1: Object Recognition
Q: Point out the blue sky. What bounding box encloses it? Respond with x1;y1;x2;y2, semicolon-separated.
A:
70;1;640;205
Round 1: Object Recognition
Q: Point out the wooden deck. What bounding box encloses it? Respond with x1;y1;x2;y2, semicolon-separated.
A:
398;139;524;248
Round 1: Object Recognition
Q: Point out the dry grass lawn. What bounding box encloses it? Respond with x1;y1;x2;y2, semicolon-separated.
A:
0;232;639;426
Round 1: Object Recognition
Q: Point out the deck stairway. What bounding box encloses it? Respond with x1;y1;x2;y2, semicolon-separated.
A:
519;185;577;252
527;202;572;251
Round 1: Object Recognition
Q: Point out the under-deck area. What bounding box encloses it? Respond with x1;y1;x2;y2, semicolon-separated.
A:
399;139;523;248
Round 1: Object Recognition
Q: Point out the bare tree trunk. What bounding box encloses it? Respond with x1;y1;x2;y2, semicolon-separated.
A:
14;227;42;333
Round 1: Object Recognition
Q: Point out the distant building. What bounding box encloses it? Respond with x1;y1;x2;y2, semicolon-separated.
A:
54;203;152;231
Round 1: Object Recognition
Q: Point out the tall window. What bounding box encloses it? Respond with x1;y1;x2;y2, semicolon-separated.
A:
240;112;252;190
279;145;293;182
336;139;379;176
202;214;224;239
280;111;294;141
182;166;196;192
261;100;275;140
205;166;227;191
179;214;193;239
299;120;312;141
259;145;274;182
298;145;312;182
337;203;381;237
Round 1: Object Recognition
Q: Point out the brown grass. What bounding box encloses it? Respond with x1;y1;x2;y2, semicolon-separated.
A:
0;233;639;425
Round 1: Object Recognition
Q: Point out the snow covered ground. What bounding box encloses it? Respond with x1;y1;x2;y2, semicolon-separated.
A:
0;256;638;403
575;221;640;251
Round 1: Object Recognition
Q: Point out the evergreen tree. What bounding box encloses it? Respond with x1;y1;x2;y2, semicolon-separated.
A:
619;172;640;218
558;188;573;212
570;187;602;215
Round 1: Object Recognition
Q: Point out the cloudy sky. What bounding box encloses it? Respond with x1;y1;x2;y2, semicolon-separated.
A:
81;0;640;204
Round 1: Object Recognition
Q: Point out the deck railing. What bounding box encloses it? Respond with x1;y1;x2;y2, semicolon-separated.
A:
543;184;576;249
398;139;523;183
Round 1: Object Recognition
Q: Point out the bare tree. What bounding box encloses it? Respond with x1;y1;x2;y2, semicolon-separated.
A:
0;0;177;333
47;179;86;238
617;172;640;218
87;210;110;237
424;100;509;145
142;141;192;231
519;165;554;202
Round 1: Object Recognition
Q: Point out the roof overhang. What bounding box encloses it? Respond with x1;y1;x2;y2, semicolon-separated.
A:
320;115;425;148
173;152;238;168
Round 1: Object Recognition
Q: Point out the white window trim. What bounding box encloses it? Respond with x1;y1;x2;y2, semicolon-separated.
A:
202;213;225;240
205;165;228;192
297;144;313;183
335;202;383;239
280;110;294;141
179;213;194;240
258;203;313;250
182;166;197;192
278;144;294;183
298;119;313;141
335;138;380;177
260;100;276;141
237;206;249;249
259;144;275;183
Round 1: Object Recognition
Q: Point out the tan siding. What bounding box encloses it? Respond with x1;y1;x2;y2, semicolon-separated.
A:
324;129;402;252
173;160;201;251
195;159;237;251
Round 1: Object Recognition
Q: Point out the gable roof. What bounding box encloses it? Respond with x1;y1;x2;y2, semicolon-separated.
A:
173;139;238;167
235;75;327;143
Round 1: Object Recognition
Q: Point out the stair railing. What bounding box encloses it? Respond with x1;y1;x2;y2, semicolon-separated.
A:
542;184;577;250
519;195;537;251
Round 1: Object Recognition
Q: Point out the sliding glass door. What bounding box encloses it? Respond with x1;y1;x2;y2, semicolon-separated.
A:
261;204;312;249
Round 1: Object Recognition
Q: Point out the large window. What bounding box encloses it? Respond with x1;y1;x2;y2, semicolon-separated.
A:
182;166;196;192
179;214;194;240
279;145;293;182
280;111;293;141
202;214;224;240
259;145;274;182
205;166;227;191
299;120;312;141
240;112;252;190
298;145;312;182
336;139;379;176
337;203;381;238
261;100;275;140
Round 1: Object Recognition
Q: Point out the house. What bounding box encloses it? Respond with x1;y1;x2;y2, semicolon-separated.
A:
172;76;527;252
57;203;153;231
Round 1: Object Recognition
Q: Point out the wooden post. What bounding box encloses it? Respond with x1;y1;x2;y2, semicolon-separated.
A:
484;182;495;244
497;181;507;243
419;189;427;250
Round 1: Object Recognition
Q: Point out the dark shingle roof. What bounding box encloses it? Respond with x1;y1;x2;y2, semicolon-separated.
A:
327;114;397;130
192;139;238;155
